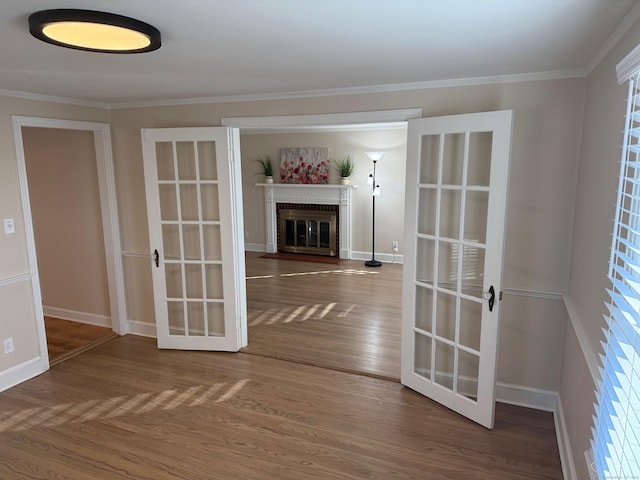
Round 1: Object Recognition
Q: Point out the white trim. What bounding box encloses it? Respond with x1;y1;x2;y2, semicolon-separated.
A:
42;306;112;328
244;243;266;253
111;70;585;110
554;397;578;480
351;250;404;264
260;183;354;259
502;288;564;301
223;109;423;130
0;274;32;287
0;88;108;109
0;70;586;111
241;122;408;135
12;116;127;336
127;320;157;338
10;116;128;383
617;42;640;84
562;295;599;384
495;382;558;412
0;357;48;393
589;1;640;75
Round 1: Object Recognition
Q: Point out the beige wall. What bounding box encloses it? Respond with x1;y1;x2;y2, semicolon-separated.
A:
562;14;640;479
22;127;110;318
240;129;407;255
0;98;108;376
110;77;583;393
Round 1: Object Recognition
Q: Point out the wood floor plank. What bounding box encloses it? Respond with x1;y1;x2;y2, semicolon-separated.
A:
0;336;562;479
243;252;403;380
44;316;116;365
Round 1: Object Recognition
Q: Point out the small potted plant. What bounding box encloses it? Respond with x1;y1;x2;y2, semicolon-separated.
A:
255;155;274;183
334;155;355;185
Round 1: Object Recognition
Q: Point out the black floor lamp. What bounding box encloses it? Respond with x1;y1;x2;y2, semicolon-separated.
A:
365;151;384;267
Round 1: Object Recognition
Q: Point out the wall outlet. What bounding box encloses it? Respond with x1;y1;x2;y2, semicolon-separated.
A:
3;218;15;235
392;241;399;252
245;230;249;239
4;337;14;354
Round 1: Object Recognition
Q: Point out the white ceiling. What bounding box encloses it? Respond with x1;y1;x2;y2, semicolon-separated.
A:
1;0;638;106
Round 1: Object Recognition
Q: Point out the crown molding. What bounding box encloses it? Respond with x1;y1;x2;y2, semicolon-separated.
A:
587;1;640;75
0;88;108;109
109;69;586;110
0;69;586;111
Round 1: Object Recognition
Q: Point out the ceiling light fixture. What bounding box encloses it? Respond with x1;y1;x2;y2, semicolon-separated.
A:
28;9;161;54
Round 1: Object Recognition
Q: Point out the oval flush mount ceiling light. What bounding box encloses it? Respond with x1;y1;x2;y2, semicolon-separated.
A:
28;9;161;53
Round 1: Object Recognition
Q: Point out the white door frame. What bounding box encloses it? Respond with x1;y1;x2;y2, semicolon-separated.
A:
221;109;423;132
12;116;128;365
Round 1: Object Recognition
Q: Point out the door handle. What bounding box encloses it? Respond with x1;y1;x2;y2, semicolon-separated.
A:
153;249;159;268
483;285;496;312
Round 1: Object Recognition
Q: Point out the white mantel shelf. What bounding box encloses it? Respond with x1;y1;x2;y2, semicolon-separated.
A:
258;183;354;259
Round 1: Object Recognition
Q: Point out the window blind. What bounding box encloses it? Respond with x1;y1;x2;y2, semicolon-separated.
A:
592;73;640;480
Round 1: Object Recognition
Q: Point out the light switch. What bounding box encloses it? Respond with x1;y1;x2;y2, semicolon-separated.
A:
392;185;401;194
3;218;15;235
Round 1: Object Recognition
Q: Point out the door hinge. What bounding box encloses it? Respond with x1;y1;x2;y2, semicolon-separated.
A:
500;290;503;301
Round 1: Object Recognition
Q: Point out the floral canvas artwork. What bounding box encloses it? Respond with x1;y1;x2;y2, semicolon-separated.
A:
280;147;330;184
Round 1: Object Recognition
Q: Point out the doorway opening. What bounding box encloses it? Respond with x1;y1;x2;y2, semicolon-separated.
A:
12;116;127;371
222;109;422;380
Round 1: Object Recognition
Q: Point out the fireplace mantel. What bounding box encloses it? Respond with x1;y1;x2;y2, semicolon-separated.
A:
258;183;353;259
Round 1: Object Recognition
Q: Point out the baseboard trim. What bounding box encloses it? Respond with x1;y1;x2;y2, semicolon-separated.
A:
350;250;404;264
554;397;578;480
244;243;266;253
128;320;157;338
495;382;558;411
43;306;112;328
0;356;48;393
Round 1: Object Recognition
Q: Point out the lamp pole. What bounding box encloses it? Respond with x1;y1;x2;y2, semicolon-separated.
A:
365;152;384;267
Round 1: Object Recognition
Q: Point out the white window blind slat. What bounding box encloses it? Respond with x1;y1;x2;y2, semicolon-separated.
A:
592;73;640;480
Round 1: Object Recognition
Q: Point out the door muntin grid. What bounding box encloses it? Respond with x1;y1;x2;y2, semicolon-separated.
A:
414;131;492;401
156;140;225;338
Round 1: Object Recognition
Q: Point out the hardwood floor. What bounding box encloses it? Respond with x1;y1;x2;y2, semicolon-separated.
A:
0;335;562;479
44;316;117;366
243;252;402;381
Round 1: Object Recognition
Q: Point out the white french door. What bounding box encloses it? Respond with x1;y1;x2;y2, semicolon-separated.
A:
142;127;247;351
402;111;512;428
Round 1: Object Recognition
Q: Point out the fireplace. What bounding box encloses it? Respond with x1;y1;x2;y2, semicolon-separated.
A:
259;184;353;259
277;204;338;256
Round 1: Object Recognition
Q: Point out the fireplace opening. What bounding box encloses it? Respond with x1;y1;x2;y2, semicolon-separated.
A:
277;204;338;257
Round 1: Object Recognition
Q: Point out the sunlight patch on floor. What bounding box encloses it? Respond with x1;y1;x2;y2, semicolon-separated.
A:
247;269;379;281
249;302;341;327
280;269;380;277
0;380;250;433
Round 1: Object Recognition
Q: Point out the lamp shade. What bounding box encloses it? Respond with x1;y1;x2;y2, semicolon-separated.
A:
28;9;161;53
365;151;385;162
